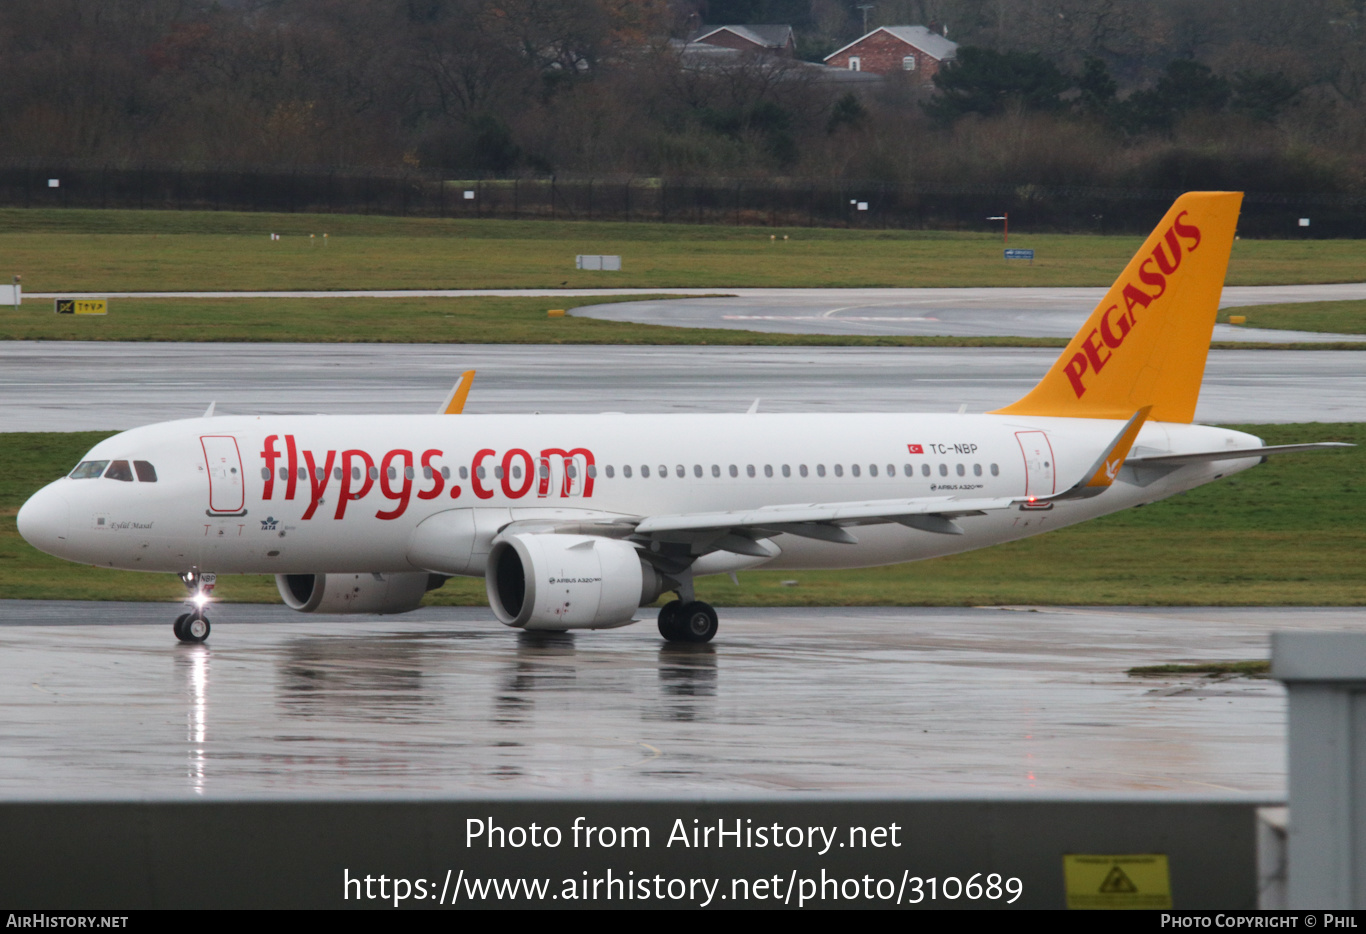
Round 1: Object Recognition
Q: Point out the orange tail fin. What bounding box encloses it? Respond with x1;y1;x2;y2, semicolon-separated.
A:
992;191;1242;423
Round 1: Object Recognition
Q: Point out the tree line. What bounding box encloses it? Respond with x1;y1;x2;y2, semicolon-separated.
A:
0;1;1362;197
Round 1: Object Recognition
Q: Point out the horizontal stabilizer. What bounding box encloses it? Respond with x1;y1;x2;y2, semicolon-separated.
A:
1127;442;1354;466
1047;406;1151;502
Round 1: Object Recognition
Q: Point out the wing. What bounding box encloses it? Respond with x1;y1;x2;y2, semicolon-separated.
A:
632;408;1154;555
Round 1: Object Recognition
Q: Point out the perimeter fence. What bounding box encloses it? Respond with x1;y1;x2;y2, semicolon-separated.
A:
1;165;1362;237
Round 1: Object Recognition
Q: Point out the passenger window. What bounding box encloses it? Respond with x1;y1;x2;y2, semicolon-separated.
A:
921;464;930;477
441;467;451;480
334;467;344;481
538;464;549;478
588;465;598;478
567;464;578;479
369;466;380;480
658;465;667;478
351;466;361;481
641;465;650;478
904;464;912;477
298;467;307;481
105;460;134;482
887;464;895;477
834;464;843;477
956;464;965;477
851;464;861;477
729;465;738;477
712;465;720;477
511;465;522;479
747;465;756;478
405;466;415;480
939;464;948;476
675;465;684;478
476;466;486;479
134;461;158;482
991;463;1000;476
764;465;773;478
869;464;878;477
494;466;505;480
69;460;109;479
260;467;271;480
694;465;703;478
624;465;633;478
799;465;808;478
459;466;469;480
606;465;615;478
973;464;982;476
817;464;826;477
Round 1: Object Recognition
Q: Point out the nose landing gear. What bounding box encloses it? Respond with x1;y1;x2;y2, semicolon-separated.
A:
175;571;215;644
173;612;211;644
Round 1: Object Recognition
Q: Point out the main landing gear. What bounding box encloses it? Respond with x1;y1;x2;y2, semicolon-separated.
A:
657;599;719;644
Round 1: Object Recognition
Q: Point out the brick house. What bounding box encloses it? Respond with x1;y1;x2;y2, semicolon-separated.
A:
694;25;796;58
824;26;958;82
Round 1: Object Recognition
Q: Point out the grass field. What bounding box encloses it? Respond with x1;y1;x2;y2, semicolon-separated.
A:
1;207;1363;291
3;424;1360;607
1220;300;1366;334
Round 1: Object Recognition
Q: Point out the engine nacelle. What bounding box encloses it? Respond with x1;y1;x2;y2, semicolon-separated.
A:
276;572;444;614
486;533;667;630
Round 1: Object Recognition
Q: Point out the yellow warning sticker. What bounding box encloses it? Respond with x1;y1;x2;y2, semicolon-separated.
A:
1063;854;1172;909
54;298;107;315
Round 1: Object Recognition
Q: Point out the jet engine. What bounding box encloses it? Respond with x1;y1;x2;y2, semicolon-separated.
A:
275;572;445;614
486;533;668;630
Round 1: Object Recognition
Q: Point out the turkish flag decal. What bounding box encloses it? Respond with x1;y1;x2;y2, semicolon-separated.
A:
907;444;924;454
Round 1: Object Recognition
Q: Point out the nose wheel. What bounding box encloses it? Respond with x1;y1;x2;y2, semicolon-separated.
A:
658;600;718;643
173;612;211;644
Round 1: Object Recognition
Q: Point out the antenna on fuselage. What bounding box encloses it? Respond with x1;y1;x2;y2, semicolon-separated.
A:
746;398;760;415
203;401;216;418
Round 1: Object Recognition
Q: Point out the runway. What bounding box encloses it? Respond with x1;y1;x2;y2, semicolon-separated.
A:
570;285;1366;342
2;600;1353;798
1;342;1360;432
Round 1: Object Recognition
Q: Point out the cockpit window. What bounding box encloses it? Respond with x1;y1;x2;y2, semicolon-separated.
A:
104;460;135;482
69;460;109;479
134;461;158;482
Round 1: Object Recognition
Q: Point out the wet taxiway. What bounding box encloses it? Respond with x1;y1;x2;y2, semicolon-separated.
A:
2;342;1361;431
2;600;1358;799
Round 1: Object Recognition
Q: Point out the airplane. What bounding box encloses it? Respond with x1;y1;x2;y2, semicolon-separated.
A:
16;191;1351;645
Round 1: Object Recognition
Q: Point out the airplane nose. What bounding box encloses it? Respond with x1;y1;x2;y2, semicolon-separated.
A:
17;484;70;557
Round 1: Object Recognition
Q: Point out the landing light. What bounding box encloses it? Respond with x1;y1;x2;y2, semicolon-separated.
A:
192;593;210;609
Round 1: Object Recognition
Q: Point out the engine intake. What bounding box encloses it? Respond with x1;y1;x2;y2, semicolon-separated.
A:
486;533;667;630
276;572;445;614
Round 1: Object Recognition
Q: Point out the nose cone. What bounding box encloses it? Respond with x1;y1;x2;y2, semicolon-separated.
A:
17;483;70;558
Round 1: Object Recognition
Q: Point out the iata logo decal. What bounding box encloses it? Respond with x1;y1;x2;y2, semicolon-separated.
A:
259;435;596;523
260;516;278;531
1064;211;1202;398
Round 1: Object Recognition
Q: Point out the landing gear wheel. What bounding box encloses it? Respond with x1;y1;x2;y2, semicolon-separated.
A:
678;601;718;643
173;613;191;642
177;613;210;644
657;600;683;640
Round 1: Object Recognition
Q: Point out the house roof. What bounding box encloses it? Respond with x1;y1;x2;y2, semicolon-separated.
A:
695;25;795;49
824;25;959;63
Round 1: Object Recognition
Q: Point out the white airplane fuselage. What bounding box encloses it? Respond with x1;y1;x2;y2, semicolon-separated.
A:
18;412;1262;576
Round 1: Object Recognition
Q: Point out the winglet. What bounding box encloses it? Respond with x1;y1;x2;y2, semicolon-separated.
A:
438;370;476;415
1046;406;1152;502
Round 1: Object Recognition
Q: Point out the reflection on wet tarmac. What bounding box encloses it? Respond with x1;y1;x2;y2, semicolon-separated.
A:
650;644;717;722
278;634;437;723
0;602;1357;796
174;646;210;795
